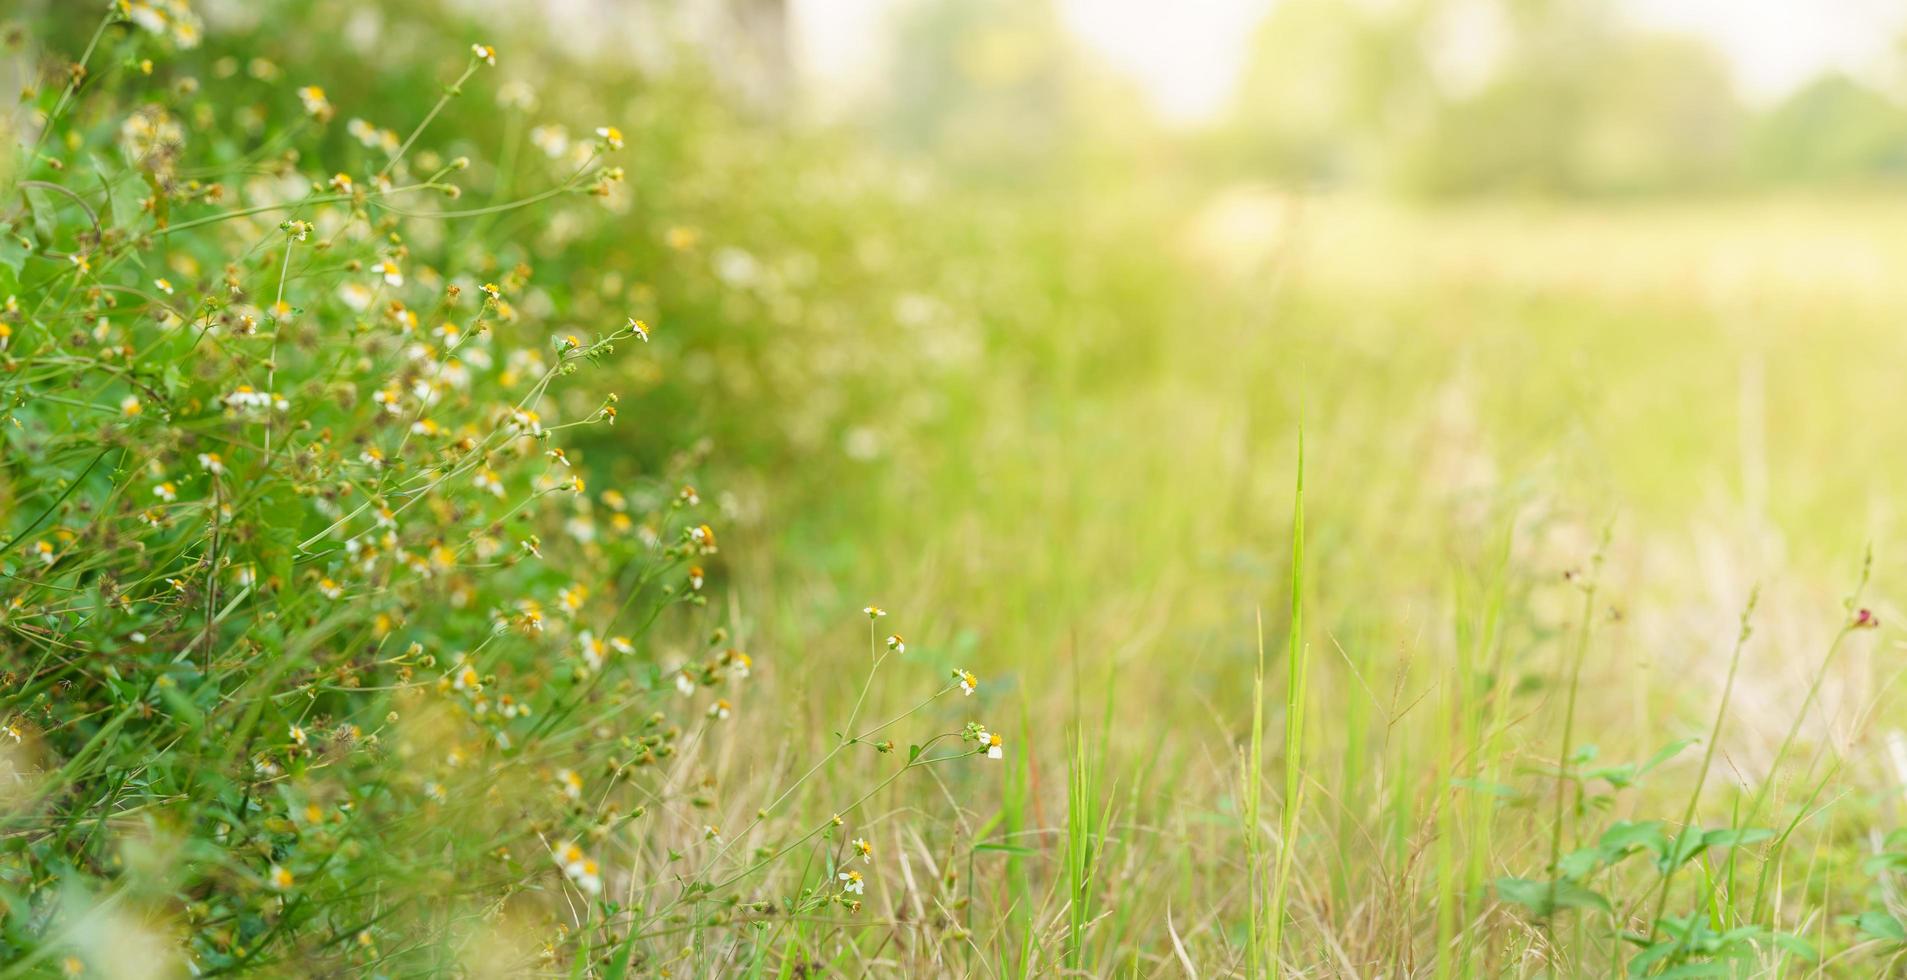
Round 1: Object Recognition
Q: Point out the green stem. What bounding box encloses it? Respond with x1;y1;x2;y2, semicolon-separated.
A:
1547;528;1609;923
1646;587;1758;941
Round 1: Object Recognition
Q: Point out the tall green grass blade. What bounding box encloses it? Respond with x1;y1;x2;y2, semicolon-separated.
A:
1268;430;1306;979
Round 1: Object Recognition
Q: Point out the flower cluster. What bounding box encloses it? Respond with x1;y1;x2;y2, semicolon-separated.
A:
0;5;1011;975
965;721;1006;759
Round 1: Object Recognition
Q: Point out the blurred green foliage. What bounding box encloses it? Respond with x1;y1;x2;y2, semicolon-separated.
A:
1217;0;1907;195
845;0;1907;197
10;0;1907;975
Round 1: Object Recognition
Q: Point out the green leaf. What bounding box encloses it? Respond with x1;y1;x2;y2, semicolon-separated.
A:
568;936;589;980
603;922;640;980
253;482;305;586
972;843;1036;855
155;676;204;726
1653;964;1729;979
1856;910;1907;943
1584;762;1638;788
94;164;148;228
1769;932;1819;961
0;230;31;274
20;185;56;243
1557;847;1601;879
1496;876;1550;913
1637;737;1699;774
1626;939;1680;976
1659;829;1709;872
1496;876;1611;917
1701;827;1774;849
1655;913;1703;940
1599;819;1668;861
1550;879;1614;914
1450;778;1525;799
1862;852;1907;874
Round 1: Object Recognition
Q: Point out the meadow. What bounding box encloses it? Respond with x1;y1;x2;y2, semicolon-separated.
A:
5;1;1907;977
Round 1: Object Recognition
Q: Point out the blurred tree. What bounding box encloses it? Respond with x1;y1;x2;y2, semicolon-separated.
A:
703;0;794;112
1745;74;1907;184
1224;0;1437;186
1221;0;1747;196
1396;28;1742;195
873;0;1148;182
879;0;1070;173
1572;36;1742;192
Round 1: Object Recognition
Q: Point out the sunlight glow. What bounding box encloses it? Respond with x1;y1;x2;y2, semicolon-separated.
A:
790;0;1907;122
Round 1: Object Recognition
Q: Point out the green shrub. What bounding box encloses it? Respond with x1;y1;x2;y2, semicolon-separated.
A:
0;4;999;974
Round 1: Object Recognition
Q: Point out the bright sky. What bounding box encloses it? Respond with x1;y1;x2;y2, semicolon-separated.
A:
1625;0;1907;102
789;0;1907;123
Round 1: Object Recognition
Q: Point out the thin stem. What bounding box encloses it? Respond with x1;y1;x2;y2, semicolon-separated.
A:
19;14;113;175
841;624;888;741
1547;529;1609;918
1646;587;1758;940
379;63;480;181
263;235;295;457
708;742;962;891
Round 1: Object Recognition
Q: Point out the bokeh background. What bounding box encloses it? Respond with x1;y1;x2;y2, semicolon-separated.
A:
16;0;1907;972
486;2;1907;965
454;0;1907;744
